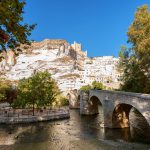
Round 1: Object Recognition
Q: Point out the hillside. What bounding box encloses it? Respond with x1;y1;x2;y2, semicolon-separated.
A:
0;39;119;91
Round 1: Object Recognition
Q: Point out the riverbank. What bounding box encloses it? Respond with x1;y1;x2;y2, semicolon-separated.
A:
0;109;70;124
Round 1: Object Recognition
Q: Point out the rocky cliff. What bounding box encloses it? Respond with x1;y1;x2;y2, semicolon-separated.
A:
0;39;119;91
0;39;86;82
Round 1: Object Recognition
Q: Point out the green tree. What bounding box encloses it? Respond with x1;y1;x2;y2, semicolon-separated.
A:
0;79;11;101
117;46;129;72
80;85;92;91
0;0;35;52
92;81;106;90
57;95;69;106
80;81;106;91
13;71;60;115
119;5;150;93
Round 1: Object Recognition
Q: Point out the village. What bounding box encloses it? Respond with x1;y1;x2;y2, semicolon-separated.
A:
0;39;120;91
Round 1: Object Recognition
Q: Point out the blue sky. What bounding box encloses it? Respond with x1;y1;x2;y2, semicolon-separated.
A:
24;0;150;57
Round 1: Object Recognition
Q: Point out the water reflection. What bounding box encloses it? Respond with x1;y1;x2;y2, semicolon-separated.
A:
0;110;149;150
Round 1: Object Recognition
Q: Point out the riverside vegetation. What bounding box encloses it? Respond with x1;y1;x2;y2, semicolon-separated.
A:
0;71;69;116
118;5;150;94
80;81;106;91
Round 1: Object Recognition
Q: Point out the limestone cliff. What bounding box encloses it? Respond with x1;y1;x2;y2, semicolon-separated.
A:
0;39;119;92
18;39;87;60
0;50;16;71
0;39;86;82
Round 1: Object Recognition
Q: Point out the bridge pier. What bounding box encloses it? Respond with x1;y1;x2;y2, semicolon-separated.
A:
80;91;91;115
102;100;114;128
80;91;105;127
80;91;101;115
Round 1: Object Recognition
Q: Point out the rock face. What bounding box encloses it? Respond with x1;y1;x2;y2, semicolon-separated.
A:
19;39;87;60
0;39;119;92
0;50;16;71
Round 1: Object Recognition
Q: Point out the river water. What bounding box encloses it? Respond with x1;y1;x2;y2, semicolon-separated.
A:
0;109;149;150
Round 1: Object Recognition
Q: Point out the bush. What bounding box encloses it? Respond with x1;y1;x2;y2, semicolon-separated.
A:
0;79;12;102
60;97;69;106
80;81;106;91
80;85;92;91
92;81;106;90
54;95;69;106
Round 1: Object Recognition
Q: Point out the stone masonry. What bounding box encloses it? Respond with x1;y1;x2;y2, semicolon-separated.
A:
79;90;150;128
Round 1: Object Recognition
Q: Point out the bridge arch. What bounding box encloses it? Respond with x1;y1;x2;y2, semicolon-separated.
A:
66;93;71;100
66;90;80;109
88;96;103;115
112;103;150;128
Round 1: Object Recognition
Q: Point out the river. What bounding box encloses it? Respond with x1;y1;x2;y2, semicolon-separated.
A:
0;109;149;150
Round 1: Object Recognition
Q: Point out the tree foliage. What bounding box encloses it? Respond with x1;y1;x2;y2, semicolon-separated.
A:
13;71;60;115
80;81;106;91
57;95;69;106
0;0;35;52
80;84;92;91
92;81;106;90
119;5;150;93
0;79;12;101
117;46;129;72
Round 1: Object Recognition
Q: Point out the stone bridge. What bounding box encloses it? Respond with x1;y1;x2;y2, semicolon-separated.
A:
79;90;150;128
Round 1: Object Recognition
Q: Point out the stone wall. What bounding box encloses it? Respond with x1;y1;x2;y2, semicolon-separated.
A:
79;91;90;115
0;109;69;124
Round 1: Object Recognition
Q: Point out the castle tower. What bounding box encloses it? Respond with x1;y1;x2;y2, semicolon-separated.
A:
71;41;81;52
